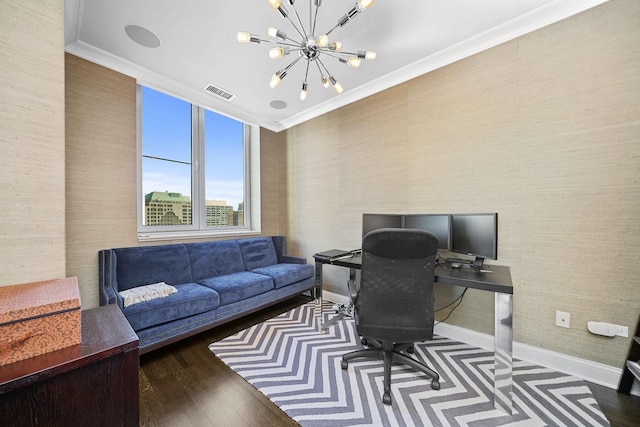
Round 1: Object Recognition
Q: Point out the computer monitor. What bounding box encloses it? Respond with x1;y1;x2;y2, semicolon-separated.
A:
362;213;403;238
403;214;451;250
450;213;498;269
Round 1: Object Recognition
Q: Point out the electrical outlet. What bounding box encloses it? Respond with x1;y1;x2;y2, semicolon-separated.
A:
556;310;570;328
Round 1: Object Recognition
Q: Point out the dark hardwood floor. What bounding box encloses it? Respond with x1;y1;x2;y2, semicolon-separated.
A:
139;296;640;426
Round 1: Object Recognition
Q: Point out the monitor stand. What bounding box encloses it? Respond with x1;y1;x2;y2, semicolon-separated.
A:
472;256;485;270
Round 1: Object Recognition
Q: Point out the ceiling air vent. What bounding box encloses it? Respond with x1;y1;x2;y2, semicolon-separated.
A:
203;83;236;101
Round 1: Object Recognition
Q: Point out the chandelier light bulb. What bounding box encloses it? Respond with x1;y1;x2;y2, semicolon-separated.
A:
365;50;377;60
346;57;362;68
330;76;343;94
357;0;374;11
270;72;283;88
329;41;342;51
268;0;282;9
300;82;308;101
267;27;286;41
237;32;251;43
321;76;330;88
269;47;286;59
316;34;329;47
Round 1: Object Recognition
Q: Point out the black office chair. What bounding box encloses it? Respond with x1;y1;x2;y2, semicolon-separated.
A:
341;228;441;405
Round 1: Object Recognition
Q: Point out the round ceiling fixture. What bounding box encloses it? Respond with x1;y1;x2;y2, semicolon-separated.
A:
125;25;161;48
270;100;288;110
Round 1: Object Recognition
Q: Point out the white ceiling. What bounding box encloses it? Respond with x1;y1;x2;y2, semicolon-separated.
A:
65;0;607;132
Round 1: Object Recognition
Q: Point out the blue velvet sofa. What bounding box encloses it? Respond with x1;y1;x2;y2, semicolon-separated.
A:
98;236;315;353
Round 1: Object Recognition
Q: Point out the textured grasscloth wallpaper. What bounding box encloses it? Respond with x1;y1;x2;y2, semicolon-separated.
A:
1;0;66;284
282;0;640;368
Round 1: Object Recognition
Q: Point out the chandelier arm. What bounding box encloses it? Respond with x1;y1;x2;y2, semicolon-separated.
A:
282;54;304;74
319;51;348;60
317;23;340;39
319;2;369;38
325;49;356;55
275;40;305;48
288;1;309;39
259;38;301;48
315;57;333;78
322;49;369;59
313;59;323;75
303;61;310;82
312;0;321;36
280;11;307;40
279;33;306;46
283;37;304;45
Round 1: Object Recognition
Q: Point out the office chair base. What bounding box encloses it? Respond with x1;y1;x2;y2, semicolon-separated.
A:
341;344;440;405
383;392;392;406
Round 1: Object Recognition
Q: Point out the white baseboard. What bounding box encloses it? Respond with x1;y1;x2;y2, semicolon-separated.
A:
433;322;623;391
321;291;628;393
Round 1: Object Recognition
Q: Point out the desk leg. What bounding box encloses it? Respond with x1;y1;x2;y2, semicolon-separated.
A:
314;261;325;333
348;267;357;297
494;292;513;414
317;264;359;331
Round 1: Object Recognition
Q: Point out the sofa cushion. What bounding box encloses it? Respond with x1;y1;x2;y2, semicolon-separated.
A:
122;283;219;331
251;263;315;289
237;237;278;270
114;244;192;291
186;240;245;280
198;271;274;305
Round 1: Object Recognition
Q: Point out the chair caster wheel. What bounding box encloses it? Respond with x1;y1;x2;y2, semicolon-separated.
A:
383;393;392;406
406;346;415;354
361;338;368;346
431;379;440;390
341;359;348;370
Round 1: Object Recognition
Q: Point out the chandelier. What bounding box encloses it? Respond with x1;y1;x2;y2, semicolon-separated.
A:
237;0;377;101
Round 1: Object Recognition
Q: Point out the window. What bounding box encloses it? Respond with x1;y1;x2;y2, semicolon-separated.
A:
137;86;259;240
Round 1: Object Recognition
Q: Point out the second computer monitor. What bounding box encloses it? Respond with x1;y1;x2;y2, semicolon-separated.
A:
450;213;498;268
403;214;451;250
362;213;403;238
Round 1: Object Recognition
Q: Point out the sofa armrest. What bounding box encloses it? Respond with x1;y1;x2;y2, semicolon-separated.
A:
272;236;307;264
280;255;306;264
98;249;120;306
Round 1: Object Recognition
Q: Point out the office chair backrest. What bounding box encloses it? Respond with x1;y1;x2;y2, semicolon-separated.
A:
356;228;439;343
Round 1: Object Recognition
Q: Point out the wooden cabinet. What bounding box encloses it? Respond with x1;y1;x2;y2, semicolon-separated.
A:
618;313;640;394
0;305;139;426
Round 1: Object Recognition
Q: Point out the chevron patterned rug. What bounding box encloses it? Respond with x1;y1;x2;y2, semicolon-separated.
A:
209;301;609;427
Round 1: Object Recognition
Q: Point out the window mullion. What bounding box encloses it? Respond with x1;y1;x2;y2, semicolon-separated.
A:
192;106;205;229
242;124;251;227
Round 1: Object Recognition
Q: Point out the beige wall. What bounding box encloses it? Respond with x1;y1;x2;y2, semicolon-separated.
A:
284;0;640;368
0;0;66;286
65;55;286;308
65;54;139;307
